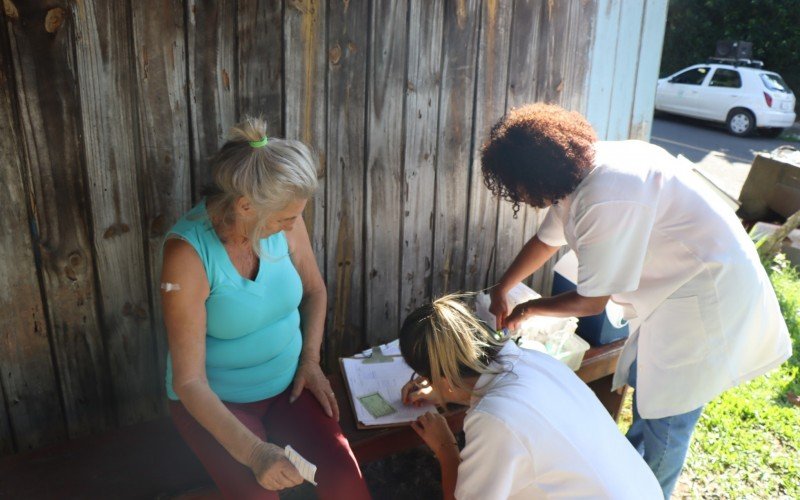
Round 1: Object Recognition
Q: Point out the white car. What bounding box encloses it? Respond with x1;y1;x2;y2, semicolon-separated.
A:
655;63;796;137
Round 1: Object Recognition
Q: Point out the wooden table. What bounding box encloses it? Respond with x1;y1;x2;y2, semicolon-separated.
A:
334;339;627;463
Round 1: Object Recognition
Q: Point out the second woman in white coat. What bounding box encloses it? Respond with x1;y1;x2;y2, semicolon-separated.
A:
483;103;791;498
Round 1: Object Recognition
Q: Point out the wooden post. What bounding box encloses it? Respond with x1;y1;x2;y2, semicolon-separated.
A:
0;15;65;452
365;0;409;343
72;0;162;425
186;0;237;200
431;0;481;297
4;0;113;442
131;0;192;409
400;0;444;318
758;210;800;262
464;0;513;292
493;0;546;289
285;0;328;275
325;0;369;366
237;0;283;132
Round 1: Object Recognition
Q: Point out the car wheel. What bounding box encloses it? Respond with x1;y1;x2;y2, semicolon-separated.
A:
758;127;784;138
726;109;756;137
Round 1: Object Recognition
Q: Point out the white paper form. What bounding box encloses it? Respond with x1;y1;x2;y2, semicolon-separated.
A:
341;356;432;426
284;445;317;486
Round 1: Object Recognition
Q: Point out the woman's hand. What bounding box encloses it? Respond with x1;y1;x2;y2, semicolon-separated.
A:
401;376;439;407
489;284;513;329
506;300;537;330
248;441;303;491
411;411;458;458
290;359;339;420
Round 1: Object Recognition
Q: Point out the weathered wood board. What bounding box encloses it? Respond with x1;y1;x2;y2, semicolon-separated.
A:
400;0;445;318
72;0;162;425
186;0;237;199
238;0;283;132
285;0;328;275
464;0;512;292
324;0;369;367
131;0;192;408
0;15;65;452
365;0;408;343
4;0;113;444
431;0;481;297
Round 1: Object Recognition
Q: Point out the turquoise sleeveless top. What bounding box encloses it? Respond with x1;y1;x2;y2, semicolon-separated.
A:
164;202;303;403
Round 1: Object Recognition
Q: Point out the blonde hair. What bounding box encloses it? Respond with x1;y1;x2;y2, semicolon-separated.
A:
205;116;318;254
399;293;507;395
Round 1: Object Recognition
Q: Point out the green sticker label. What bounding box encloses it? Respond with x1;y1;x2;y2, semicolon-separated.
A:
358;392;397;418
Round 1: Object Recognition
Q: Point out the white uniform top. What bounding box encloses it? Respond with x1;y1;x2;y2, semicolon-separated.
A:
456;341;662;500
537;140;791;418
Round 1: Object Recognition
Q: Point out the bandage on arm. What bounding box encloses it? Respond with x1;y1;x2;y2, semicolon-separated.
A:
161;282;181;292
161;238;264;466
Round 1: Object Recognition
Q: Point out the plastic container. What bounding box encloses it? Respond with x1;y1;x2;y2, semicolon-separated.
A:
515;314;588;371
519;334;590;371
550;332;590;371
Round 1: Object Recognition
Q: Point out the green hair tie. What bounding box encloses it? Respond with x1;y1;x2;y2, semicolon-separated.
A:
249;136;269;148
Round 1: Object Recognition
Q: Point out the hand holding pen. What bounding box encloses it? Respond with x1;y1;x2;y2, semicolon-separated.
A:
401;372;438;407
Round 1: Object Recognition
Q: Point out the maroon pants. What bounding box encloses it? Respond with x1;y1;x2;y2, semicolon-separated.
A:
170;388;371;499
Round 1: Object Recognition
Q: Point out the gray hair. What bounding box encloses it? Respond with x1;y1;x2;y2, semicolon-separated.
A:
205;116;318;254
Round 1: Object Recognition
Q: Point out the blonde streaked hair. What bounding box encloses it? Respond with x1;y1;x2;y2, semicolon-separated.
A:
204;116;318;254
399;293;507;395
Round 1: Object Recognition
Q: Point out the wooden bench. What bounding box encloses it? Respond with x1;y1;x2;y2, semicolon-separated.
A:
0;340;625;498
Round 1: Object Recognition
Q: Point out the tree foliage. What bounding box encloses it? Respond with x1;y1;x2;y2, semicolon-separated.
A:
661;0;800;105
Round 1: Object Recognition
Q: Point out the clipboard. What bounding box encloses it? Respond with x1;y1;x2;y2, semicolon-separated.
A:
339;355;434;429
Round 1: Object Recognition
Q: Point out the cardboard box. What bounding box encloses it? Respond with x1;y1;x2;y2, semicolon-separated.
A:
738;151;800;220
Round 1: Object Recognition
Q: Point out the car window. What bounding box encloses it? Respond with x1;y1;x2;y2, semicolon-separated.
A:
671;67;709;85
709;69;742;88
760;73;791;94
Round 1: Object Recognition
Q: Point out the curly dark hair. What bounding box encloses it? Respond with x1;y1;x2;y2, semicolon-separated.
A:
480;103;597;216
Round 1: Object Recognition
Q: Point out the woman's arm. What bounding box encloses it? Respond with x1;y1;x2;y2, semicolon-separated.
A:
411;412;460;500
489;236;561;328
284;218;338;420
498;236;562;287
162;239;301;490
438;446;460;500
505;291;610;330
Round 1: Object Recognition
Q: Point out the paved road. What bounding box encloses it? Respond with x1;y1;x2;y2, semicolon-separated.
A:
649;114;798;198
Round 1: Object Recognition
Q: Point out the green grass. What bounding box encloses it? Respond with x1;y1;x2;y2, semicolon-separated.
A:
777;131;800;143
619;255;800;498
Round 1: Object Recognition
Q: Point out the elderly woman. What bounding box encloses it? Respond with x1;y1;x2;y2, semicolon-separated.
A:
484;103;791;499
161;118;370;499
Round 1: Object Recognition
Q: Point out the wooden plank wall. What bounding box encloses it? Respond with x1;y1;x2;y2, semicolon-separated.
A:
0;0;666;455
586;0;669;140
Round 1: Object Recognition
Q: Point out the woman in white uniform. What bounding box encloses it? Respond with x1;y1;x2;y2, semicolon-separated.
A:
483;103;791;498
399;295;662;500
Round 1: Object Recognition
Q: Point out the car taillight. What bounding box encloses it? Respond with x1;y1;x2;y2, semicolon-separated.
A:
764;92;773;107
